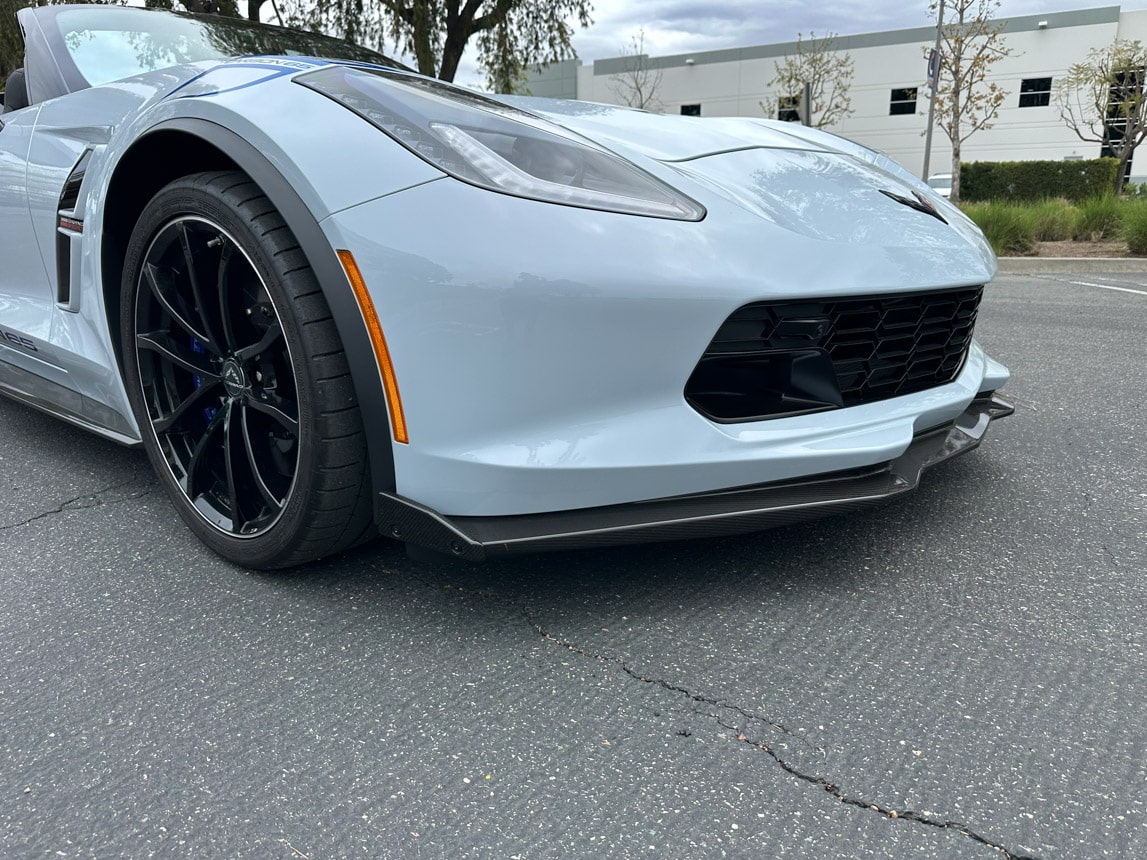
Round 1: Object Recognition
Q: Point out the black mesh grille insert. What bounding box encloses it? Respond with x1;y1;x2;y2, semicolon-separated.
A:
686;286;983;422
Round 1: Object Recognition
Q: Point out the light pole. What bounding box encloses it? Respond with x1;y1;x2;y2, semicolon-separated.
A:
922;0;946;181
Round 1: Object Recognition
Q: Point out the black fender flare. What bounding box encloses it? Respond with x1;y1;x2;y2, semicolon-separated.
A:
143;117;397;496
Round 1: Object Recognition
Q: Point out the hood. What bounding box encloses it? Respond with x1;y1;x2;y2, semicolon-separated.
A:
496;98;991;268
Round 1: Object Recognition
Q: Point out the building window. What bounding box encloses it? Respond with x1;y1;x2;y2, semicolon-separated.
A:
680;104;701;116
889;87;917;115
777;95;800;122
1102;66;1145;180
1019;77;1052;107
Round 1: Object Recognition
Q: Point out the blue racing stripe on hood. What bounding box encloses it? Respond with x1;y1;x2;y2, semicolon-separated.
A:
165;55;335;100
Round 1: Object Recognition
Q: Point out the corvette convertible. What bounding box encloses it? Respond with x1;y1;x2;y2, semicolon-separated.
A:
0;4;1011;568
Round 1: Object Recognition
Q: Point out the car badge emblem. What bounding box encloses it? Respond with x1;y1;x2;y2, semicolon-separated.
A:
222;360;246;397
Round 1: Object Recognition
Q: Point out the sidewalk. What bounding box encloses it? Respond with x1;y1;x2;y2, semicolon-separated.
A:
997;256;1147;273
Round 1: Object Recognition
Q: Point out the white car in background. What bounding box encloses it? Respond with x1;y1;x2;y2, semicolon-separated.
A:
928;173;954;198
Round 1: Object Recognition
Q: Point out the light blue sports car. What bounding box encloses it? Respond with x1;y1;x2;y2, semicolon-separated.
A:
0;4;1011;568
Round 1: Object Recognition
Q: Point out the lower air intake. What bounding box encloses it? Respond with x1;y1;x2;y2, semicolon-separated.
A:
686;286;983;422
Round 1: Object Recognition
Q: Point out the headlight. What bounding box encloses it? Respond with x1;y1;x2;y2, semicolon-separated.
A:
297;65;705;221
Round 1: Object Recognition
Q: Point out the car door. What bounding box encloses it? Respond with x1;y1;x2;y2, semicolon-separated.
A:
0;89;138;436
0;103;62;390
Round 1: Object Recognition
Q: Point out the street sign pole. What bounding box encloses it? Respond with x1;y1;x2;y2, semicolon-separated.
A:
922;0;945;180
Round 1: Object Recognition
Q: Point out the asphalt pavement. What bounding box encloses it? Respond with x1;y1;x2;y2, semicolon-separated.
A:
1;271;1144;859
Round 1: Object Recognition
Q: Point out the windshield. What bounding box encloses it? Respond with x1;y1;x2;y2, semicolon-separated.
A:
55;6;399;87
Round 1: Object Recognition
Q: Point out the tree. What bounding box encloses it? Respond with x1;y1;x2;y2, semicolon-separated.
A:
766;32;854;129
477;19;529;93
291;0;592;84
929;0;1013;203
146;0;240;15
144;0;240;16
608;29;662;111
1;0;23;80
1056;40;1147;195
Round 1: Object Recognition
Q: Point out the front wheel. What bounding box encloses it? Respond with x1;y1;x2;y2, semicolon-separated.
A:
121;171;374;569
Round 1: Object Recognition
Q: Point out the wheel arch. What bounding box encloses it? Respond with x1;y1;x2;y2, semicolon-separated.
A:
101;119;396;496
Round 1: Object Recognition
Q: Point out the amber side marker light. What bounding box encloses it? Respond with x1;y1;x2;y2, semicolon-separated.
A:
337;249;409;444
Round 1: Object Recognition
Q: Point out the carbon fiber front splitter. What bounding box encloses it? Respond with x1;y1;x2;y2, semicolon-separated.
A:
377;393;1014;562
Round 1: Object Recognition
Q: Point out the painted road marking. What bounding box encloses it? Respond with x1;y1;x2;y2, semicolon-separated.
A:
1068;280;1147;297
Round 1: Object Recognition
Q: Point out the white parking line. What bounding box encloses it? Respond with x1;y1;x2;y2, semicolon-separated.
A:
1068;280;1147;297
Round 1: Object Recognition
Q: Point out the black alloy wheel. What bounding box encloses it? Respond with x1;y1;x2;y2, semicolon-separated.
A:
122;171;374;569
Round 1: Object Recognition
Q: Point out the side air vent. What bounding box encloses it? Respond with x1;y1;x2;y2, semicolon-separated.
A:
686;286;983;422
56;149;92;307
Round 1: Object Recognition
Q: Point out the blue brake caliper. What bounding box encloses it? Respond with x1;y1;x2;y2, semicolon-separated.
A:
190;337;218;423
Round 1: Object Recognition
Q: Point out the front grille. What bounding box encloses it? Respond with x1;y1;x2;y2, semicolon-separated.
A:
686;286;982;422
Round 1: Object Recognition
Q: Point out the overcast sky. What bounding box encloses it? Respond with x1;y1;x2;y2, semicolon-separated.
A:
572;0;1147;60
448;0;1147;87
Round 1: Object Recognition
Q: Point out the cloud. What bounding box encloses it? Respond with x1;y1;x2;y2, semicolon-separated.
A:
571;0;1147;62
448;0;1147;90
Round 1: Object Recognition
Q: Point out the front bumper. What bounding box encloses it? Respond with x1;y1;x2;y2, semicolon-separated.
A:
378;393;1013;562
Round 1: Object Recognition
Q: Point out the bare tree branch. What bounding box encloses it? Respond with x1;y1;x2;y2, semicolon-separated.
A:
929;0;1013;202
608;29;662;111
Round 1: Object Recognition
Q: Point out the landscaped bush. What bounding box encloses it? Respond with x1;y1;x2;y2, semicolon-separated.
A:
962;202;1038;256
1029;199;1077;241
1072;196;1123;240
960;158;1120;203
1121;201;1147;254
958;196;1147;255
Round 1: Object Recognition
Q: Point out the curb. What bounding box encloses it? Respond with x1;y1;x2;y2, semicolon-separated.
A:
997;256;1147;274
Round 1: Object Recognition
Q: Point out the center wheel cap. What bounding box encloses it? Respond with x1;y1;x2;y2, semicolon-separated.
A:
222;359;248;398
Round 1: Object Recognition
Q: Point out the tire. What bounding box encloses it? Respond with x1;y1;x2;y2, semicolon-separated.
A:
121;171;375;569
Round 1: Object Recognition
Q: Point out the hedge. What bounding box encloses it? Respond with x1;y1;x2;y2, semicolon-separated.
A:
959;158;1120;202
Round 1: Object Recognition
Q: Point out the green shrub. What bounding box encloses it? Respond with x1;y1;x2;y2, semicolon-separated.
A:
960;158;1120;203
1028;199;1077;241
1121;201;1147;254
1072;196;1123;240
962;201;1038;256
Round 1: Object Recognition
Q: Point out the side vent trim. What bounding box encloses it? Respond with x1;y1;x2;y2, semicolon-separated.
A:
55;149;91;309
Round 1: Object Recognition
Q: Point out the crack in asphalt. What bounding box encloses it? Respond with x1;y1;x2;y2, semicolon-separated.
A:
715;716;1040;860
524;609;822;755
408;571;1041;860
0;478;155;532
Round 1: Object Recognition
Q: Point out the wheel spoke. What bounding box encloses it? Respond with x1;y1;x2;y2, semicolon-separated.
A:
235;320;284;363
223;405;242;533
153;379;222;434
244;391;299;435
137;331;220;378
240;404;285;512
179;223;225;352
185;401;228;501
216;243;241;353
143;262;213;348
